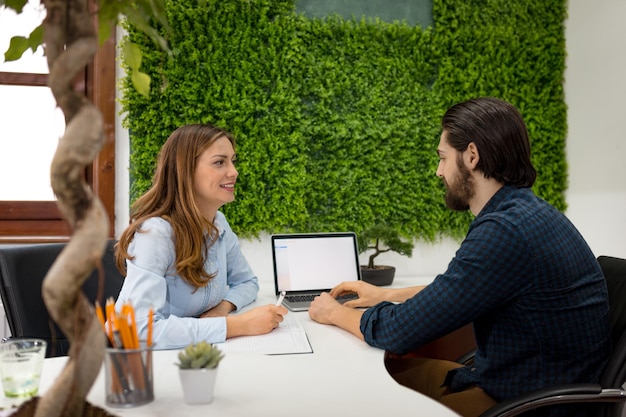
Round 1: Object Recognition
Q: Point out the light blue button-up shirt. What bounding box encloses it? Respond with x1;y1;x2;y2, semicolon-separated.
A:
115;212;259;349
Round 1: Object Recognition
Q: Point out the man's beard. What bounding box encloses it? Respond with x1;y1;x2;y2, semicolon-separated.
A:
443;158;474;211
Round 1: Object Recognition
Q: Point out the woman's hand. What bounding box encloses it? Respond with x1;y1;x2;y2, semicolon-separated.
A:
225;304;288;338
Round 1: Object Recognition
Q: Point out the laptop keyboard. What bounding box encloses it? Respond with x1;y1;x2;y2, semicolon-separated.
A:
286;294;316;303
336;293;358;302
286;293;358;303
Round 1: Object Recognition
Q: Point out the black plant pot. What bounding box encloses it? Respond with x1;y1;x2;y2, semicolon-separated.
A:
360;265;395;286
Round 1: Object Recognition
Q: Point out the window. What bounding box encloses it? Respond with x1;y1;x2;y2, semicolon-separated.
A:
0;1;116;242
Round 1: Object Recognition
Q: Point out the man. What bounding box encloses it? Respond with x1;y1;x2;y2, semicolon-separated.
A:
309;97;611;417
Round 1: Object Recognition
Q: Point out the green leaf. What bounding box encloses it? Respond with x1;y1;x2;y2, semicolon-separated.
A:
98;20;113;45
28;24;43;52
3;25;44;62
123;42;143;71
97;0;125;44
4;36;29;62
131;69;151;98
3;0;28;13
144;0;171;32
123;6;170;52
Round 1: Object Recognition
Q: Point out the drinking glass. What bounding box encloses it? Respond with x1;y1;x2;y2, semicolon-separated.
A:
0;338;47;399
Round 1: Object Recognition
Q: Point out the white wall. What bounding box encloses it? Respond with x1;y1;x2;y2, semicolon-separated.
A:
115;0;626;284
563;0;626;260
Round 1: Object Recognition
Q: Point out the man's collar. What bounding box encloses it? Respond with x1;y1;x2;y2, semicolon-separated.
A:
475;185;516;218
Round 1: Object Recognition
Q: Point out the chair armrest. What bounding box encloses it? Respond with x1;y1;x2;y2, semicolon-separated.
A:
479;384;608;417
455;348;476;365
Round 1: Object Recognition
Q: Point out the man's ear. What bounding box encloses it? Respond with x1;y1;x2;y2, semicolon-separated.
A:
465;142;480;169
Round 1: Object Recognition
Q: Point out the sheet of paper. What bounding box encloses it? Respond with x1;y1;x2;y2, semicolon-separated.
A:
216;314;313;355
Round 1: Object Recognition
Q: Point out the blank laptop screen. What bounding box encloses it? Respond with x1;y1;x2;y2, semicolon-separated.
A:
272;233;361;294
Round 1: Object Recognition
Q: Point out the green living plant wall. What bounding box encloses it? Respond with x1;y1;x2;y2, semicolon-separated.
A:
120;0;567;241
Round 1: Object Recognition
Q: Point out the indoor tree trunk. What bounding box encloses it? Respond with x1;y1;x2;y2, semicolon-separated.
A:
17;1;111;416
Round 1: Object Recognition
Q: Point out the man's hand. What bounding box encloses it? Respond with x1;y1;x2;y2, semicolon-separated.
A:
309;292;342;324
309;292;365;340
329;280;385;308
330;280;425;307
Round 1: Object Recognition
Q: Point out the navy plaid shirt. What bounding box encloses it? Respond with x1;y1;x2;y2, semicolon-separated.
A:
361;186;610;409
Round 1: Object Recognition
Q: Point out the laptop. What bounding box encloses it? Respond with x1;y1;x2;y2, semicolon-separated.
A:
271;232;362;311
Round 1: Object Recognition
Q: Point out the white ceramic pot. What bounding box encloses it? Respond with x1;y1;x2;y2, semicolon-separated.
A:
178;367;218;404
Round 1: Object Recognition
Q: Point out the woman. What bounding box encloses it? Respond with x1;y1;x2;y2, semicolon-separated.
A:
115;124;287;349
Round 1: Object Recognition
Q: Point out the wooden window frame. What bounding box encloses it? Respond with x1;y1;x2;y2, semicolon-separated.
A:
0;28;116;243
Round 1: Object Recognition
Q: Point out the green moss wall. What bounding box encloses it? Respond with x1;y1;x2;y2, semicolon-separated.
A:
120;0;567;240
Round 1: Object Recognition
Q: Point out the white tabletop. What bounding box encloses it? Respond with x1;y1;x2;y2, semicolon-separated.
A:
2;277;459;417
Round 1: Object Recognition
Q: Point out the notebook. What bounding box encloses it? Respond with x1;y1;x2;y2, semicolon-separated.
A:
271;232;361;311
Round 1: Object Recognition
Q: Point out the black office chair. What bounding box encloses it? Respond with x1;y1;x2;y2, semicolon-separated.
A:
474;255;626;417
0;240;125;358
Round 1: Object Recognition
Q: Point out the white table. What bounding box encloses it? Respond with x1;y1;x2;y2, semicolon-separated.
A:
2;277;460;416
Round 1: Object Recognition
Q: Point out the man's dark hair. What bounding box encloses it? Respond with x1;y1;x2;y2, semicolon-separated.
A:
441;97;537;188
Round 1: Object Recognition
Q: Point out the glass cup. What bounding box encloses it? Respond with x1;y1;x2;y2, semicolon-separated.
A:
104;343;154;408
0;338;47;399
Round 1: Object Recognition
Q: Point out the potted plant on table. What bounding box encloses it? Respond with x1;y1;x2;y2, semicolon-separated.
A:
358;225;414;286
176;341;225;405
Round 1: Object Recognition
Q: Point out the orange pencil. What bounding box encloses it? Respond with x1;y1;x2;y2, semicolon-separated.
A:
116;312;147;391
95;301;106;331
105;298;116;345
95;301;116;347
145;305;154;388
115;312;133;350
122;303;139;349
147;306;154;347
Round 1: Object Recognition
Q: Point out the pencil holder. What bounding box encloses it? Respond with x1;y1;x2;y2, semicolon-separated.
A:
104;342;154;408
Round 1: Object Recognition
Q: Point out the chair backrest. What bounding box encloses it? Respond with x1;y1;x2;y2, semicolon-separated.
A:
597;256;626;389
0;240;124;357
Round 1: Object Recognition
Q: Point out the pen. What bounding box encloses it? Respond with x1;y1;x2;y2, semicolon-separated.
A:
275;291;286;307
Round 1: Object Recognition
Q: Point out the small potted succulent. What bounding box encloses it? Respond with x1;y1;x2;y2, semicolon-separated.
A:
176;341;225;404
358;225;414;286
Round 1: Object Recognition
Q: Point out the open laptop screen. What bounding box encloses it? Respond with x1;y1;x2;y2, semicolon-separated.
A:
272;232;361;295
